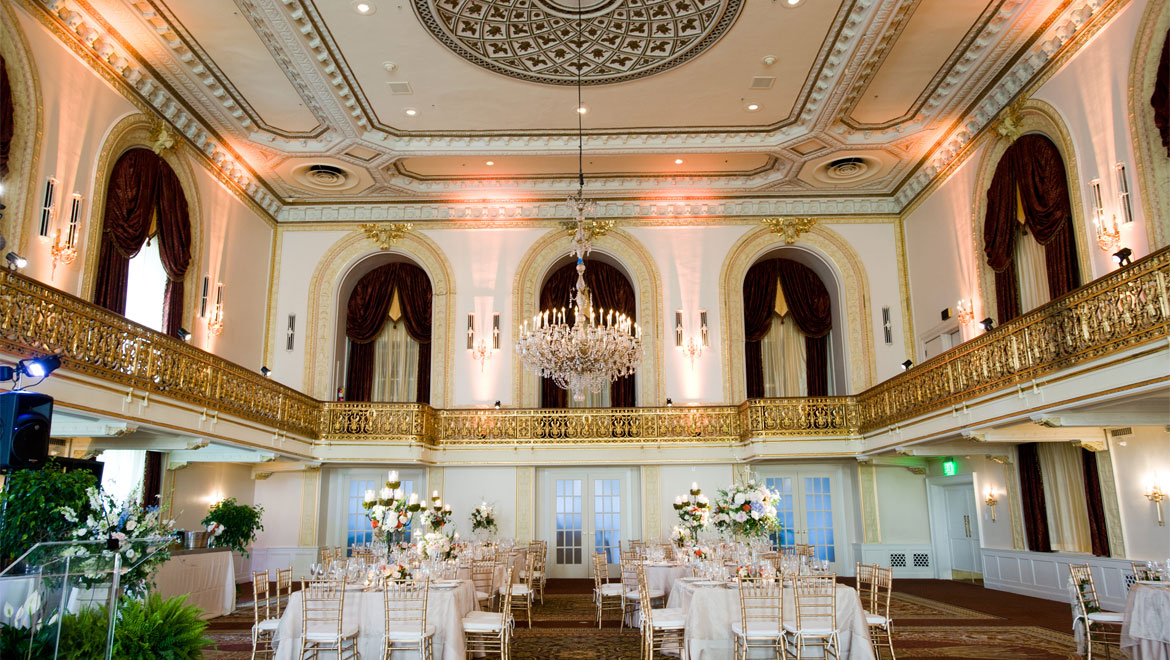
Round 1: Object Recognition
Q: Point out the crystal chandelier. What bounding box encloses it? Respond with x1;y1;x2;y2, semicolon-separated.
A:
515;9;643;402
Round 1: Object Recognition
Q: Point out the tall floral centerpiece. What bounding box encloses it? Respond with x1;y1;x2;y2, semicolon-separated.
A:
712;481;781;540
672;482;710;544
418;492;453;532
470;501;497;539
362;471;421;546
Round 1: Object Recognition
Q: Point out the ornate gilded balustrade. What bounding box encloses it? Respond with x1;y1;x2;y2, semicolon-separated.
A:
0;246;1167;448
0;270;320;438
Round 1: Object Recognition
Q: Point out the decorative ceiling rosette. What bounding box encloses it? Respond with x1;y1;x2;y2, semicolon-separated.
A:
413;0;745;85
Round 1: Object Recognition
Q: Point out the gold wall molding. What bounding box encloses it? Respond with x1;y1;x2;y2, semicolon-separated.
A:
642;465;660;539
718;224;876;403
857;462;881;543
510;227;664;407
298;468;321;546
1128;0;1170;249
0;0;44;257
79;113;202;335
302;230;456;406
427;466;445;502
514;466;534;541
970;98;1095;325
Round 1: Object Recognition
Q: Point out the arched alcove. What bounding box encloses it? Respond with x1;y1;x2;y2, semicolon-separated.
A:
720;225;874;403
0;0;44;255
301;230;455;405
511;227;663;408
1128;0;1170;248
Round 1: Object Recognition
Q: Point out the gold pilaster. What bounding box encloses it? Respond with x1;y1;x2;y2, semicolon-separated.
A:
642;466;661;539
427;466;445;501
515;466;535;541
298;467;321;547
858;462;881;544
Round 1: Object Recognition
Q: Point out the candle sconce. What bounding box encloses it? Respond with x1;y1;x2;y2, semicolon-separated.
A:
675;310;709;369
1146;485;1165;527
207;282;225;336
468;312;500;371
984;490;998;522
50;194;82;277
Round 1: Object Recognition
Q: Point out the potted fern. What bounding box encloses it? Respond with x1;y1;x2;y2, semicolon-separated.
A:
200;498;263;557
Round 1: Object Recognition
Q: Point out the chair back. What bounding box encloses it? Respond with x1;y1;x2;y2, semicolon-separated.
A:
530;544;547;574
384;579;429;637
1131;562;1158;582
252;570;272;624
519;551;537;589
497;567;516;615
855;562;876;611
275;568;293;617
628;539;646;557
871;566;893;619
1070;564;1102;616
635;564;655;627
592;551;610;589
795;544;815;558
301;579;347;639
470;559;496;599
620;557;641;595
792;574;837;633
738;578;783;633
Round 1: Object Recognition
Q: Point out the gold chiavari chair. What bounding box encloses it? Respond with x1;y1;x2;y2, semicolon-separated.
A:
275;568;294;618
784;574;840;660
732;577;784;660
620;557;664;633
628;539;647;557
299;578;359;660
354;550;378;565
854;562;876;612
523;542;548;604
463;567;515;660
510;552;537;628
383;578;434;660
1070;564;1124;660
250;570;279;660
1131;561;1159;582
592;551;624;628
795;544;815;559
636;563;686;660
866;566;895;660
470;559;497;611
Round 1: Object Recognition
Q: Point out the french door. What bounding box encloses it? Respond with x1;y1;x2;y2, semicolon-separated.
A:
763;471;842;568
537;468;637;578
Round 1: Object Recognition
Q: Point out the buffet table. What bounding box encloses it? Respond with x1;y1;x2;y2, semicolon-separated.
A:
273;580;478;660
666;579;874;660
153;547;236;619
1122;583;1170;660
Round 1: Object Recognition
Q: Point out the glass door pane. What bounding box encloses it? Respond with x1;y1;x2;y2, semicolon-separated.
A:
804;477;836;562
347;479;377;549
555;479;583;566
593;479;622;564
765;477;795;549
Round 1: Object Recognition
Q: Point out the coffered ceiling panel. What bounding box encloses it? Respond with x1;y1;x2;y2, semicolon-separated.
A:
394;152;774;180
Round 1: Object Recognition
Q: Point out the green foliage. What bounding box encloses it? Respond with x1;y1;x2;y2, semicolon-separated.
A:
57;605;112;659
0;462;98;565
201;498;264;557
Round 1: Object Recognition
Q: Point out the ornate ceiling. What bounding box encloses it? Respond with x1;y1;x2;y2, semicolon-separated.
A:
25;0;1119;221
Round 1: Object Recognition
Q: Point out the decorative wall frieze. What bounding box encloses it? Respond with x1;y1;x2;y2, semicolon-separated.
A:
761;217;817;245
358;223;414;249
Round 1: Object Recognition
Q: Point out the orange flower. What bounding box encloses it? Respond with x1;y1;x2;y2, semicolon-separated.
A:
742;504;751;512
371;520;380;529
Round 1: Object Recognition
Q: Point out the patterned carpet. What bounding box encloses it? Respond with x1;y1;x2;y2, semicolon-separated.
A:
203;579;1079;659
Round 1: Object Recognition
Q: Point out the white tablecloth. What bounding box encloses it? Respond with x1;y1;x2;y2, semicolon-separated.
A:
273;580;478;660
645;563;692;601
1122;584;1170;660
666;580;874;660
154;549;236;619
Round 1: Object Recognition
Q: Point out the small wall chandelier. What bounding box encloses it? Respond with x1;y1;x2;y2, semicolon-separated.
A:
515;10;643;402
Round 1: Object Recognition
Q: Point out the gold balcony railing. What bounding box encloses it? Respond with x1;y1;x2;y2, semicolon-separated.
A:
0;246;1167;448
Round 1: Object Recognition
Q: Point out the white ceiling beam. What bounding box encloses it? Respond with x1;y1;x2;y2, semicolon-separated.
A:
167;446;276;466
1030;413;1170;428
50;420;139;438
961;427;1087;443
79;437;207;453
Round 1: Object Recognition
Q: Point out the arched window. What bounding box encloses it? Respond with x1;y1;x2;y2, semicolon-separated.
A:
342;261;432;403
93;148;191;336
539;257;636;408
983;133;1080;324
743;258;834;398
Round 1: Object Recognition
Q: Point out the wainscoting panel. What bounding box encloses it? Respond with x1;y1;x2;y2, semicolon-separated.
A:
982;548;1135;611
854;544;935;578
249;546;319;581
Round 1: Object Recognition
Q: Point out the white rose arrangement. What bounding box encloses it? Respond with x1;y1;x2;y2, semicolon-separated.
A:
711;481;782;538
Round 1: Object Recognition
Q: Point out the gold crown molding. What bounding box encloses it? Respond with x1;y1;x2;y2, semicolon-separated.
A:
0;0;44;258
302;229;456;406
276;216;900;232
261;225;283;369
510;226;664;408
894;216;917;360
970;98;1094;323
1128;0;1170;249
719;224;876;403
79;113;201;335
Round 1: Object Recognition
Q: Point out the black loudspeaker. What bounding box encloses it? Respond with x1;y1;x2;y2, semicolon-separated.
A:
0;391;53;473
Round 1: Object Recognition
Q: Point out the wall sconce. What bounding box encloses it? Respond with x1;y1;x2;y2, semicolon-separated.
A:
984;489;998;522
675;310;709;369
1114;163;1134;224
1145;485;1166;526
207;283;224;336
468;312;499;371
50;194;81;277
956;299;974;327
1089;179;1121;252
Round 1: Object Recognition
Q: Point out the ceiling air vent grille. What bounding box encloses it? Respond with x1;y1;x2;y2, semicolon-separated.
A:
750;76;775;89
1110;427;1133;437
387;81;413;94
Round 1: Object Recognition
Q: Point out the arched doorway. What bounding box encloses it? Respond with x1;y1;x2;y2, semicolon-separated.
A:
538;253;637;408
338;255;434;403
92;148;192;338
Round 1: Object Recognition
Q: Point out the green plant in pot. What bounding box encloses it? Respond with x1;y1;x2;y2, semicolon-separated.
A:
0;461;98;567
201;498;263;557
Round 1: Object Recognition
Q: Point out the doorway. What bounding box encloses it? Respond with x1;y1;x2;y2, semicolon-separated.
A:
535;468;639;578
928;474;983;581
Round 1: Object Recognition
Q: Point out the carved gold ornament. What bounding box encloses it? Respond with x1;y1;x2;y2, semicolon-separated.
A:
762;217;816;245
560;218;615;243
358;223;414;249
994;98;1027;143
149;121;179;156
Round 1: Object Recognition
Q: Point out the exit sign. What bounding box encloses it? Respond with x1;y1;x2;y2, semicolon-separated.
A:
942;458;958;476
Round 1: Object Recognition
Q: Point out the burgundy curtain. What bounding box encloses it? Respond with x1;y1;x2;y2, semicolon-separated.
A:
1016;443;1052;552
343;262;433;403
742;260;781;399
93;149;163;316
983;134;1079;324
538;260;636;407
743;259;832;397
155;165;191;337
1081;448;1110;557
1154;28;1170;157
141;451;163;510
0;56;12;181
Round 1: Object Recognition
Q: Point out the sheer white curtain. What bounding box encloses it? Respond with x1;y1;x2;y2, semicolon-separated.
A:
761;313;806;397
98;450;146;505
370;317;419;403
1015;191;1050;313
1036;443;1091;553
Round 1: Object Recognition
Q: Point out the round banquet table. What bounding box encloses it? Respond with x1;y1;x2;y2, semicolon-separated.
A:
1122;583;1170;660
666;579;875;660
272;580;477;660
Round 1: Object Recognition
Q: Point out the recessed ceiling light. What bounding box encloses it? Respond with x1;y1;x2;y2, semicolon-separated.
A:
352;1;376;15
746;103;761;111
403;107;417;116
485;161;495;166
674;159;684;165
784;0;804;7
576;105;588;115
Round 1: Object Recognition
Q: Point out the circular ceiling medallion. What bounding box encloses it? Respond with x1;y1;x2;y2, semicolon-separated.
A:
291;163;360;192
811;156;881;184
413;0;745;86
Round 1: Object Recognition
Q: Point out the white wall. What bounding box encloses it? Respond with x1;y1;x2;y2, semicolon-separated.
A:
438;467;518;538
1108;427;1170;560
873;467;931;544
253;470;307;549
656;463;735;538
167;462;256;531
